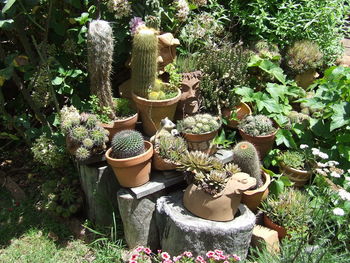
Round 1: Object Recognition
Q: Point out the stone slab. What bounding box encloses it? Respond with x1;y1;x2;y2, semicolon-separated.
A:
214;149;233;164
251;225;280;253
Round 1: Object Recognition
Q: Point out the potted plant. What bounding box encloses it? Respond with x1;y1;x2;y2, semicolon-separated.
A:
284;40;323;89
131;26;181;136
177;113;221;154
105;130;153;188
260;188;312;239
179;151;256;221
232;141;271;212
60;106;109;163
238;115;277;159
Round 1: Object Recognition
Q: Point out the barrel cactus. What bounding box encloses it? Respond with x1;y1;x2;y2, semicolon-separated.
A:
111;130;145;159
177;113;221;134
238;115;276;137
232;141;262;188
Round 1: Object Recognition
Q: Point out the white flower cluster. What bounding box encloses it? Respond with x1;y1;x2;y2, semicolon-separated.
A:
338;189;350;202
333;207;345;216
174;0;190;22
106;0;131;19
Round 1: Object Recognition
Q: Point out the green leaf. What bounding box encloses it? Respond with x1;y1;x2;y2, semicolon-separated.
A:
330;102;350;131
0;132;19;140
52;77;64;85
269;180;284;197
310;119;332;139
279;175;293;186
276;129;297;148
235;86;255;102
0;66;14;79
2;0;16;14
0;19;14;29
338;144;350;162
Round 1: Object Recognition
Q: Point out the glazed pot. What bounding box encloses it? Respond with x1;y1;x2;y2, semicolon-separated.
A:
279;163;312;187
263;214;287;240
105;141;153;188
238;129;278;160
152;149;178;171
241;172;271;212
132;89;181;136
182;129;219;155
183;172;257;221
100;113;138;141
222;102;252;129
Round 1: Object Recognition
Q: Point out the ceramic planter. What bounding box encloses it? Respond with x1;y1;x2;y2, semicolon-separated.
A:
263;214;287;240
152;149;178;171
182;129;219;155
183;172;257;221
241;172;271;212
100;113;138;141
105;141;153;188
132;89;181;136
279;163;312;187
239;128;278;159
222;102;252;129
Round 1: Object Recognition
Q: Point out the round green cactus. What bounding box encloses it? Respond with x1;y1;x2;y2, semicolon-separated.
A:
177;113;221;134
75;147;91;161
82;138;94;149
90;127;108;146
111;130;145;159
239;115;276;137
70;125;89;143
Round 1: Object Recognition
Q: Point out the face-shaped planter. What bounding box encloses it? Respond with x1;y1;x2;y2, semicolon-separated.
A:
158;33;180;70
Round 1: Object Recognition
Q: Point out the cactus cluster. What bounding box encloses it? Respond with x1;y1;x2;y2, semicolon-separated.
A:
157;136;188;164
194;170;229;196
60;106;109;161
111;130;145;159
285;111;310;130
238;115;276;137
232;141;262;188
177;113;221;134
87;20;116;120
131;26;158;98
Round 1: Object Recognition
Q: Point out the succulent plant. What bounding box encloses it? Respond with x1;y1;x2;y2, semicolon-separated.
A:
194;170;229;196
232;141;262;188
75;147;91;161
287;111;310;126
60;187;76;205
238;115;276;137
111;130;145;159
90;127;109;146
80;113;98;129
131;26;158;98
178;151;224;175
177;113;221;134
113;98;136;118
60;106;81;134
82;138;94;149
70;126;89;142
157;136;188;164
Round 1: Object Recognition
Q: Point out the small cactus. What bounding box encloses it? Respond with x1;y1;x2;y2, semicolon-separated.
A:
90;127;108;146
80;113;98;129
70;126;89;142
238;115;276;137
111;130;145;159
232;141;262;188
177;113;221;134
75;147;91;161
82;138;94;149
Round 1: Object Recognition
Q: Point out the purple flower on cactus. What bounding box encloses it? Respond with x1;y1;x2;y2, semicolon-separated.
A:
130;17;145;35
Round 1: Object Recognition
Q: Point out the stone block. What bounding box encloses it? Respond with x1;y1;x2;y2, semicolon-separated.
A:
251;225;280;253
214;149;233;164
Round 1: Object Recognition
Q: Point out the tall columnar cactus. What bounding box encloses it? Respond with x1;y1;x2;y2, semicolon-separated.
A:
232;141;263;188
111;130;145;159
131;27;158;98
87;20;116;120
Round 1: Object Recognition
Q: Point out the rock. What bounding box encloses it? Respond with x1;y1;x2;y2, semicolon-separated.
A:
156;191;255;260
4;176;26;201
251;225;280;253
214;149;233;164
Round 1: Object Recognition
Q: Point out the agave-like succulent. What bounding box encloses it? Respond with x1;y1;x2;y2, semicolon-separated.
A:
194;170;229;195
178;151;224;174
60;187;77;205
224;163;241;176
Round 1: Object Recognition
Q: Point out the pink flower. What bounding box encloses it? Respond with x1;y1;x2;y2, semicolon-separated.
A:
163;260;173;263
161;252;171;260
206;251;215;258
135;246;144;252
183;251;193;257
173;256;181;262
195;256;207;263
214;249;223;255
213;255;220;261
129;261;137;263
131;254;139;260
144;248;152;255
232;254;241;261
219;254;227;260
223;261;230;263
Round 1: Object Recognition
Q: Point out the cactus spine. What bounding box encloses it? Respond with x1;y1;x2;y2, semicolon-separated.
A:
131;27;158;98
87;20;116;120
232;141;263;188
111;130;145;159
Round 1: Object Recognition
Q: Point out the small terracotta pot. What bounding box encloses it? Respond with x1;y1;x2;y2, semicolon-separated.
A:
222;103;252;129
152;149;178;171
295;69;319;89
263;214;287;240
100;113;138;141
239;129;278;160
132;89;181;136
182;129;218;155
241;172;271;212
105;141;153;188
279;163;312;187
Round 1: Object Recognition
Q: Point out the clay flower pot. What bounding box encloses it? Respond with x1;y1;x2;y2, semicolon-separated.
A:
238;129;278;160
222;102;252;129
100;113;138;141
182;130;219;155
132;89;181;136
183;172;257;221
152;149;178;171
279;163;312;187
105;141;153;188
263;214;287;240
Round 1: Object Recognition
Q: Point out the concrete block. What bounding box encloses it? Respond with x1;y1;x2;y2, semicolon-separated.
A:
251;225;280;253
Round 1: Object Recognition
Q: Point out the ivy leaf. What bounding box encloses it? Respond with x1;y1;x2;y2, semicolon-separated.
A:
2;0;16;14
330;102;350;131
235;86;255;102
269;180;284;197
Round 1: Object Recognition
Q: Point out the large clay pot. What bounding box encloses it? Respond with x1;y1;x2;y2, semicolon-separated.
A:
183;172;257;221
152;149;178;171
100;113;138;141
239;129;278;160
222;103;252;129
105;141;153;188
295;69;319;89
241;172;271;212
263;214;287;240
182;129;219;155
279;163;312;187
132;89;181;136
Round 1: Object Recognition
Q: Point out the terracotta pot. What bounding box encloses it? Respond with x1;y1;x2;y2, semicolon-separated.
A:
279;163;312;187
241;172;271;212
152;149;178;171
100;113;138;141
132;89;181;136
239;129;278;160
263;214;287;240
182;129;219;155
183;172;257;221
222;103;252;129
105;141;153;188
295;69;319;89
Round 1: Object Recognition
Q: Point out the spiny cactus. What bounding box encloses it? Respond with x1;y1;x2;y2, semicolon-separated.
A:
82;138;94;149
232;141;262;188
80;113;98;129
75;147;91;161
111;130;145;159
131;26;158;98
70;126;89;142
90;127;109;146
60;106;81;134
177;113;221;134
87;20;116;120
158;136;188;164
238;115;276;137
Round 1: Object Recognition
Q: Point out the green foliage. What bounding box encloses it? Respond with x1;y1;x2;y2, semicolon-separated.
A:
278;150;307;170
177;113;221;134
164;63;182;90
113;98;136;118
157;136;188;164
238;115;276;137
111;130;145;159
88;95;114;123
